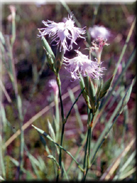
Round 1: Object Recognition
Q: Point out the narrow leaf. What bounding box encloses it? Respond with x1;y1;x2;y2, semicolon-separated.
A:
68;89;83;131
96;78;103;98
118;167;136;180
47;155;59;168
43;47;56;73
84;76;96;111
122;78;135;108
55;43;64;73
114;151;136;180
79;75;92;109
100;75;113;99
41;36;55;59
32;125;84;172
47;119;56;141
100;138;135;180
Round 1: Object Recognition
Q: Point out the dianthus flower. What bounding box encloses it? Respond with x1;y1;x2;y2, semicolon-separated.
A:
63;50;105;80
91;36;109;64
7;5;16;21
89;25;111;40
38;15;85;53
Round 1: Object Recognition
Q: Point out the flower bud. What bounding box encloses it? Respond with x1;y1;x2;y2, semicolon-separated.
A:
49;79;59;96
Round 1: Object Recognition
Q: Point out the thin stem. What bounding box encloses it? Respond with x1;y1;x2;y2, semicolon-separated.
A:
65;88;85;122
56;73;64;121
56;75;84;180
56;73;64;180
50;135;84;172
59;123;65;172
32;125;85;173
66;134;87;174
83;127;92;181
82;107;93;181
55;95;60;141
9;41;24;180
83;132;89;170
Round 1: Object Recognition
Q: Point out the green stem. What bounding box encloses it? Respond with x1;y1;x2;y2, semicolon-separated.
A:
56;75;84;180
82;107;93;181
32;124;85;173
56;73;64;180
59;123;65;174
9;41;24;180
83;132;89;170
55;95;60;141
56;73;64;121
65;88;85;122
66;134;87;174
83;127;92;181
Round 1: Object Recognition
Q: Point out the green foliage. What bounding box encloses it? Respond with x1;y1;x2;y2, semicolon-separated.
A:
84;76;96;113
99;76;113;99
79;75;92;109
4;156;14;180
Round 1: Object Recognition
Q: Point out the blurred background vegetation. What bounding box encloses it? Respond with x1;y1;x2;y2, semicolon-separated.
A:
1;1;136;181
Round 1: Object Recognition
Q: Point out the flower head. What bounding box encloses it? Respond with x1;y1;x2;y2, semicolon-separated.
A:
38;15;85;53
49;79;58;96
117;63;122;75
89;25;111;40
7;5;16;21
64;50;105;80
91;36;109;64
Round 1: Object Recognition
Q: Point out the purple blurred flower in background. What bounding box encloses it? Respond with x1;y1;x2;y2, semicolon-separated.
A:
89;25;111;40
117;63;122;75
38;15;85;53
7;5;16;21
64;50;105;80
88;25;110;64
49;79;59;96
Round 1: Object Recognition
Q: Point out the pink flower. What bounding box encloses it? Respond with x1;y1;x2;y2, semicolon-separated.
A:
38;15;85;53
91;37;109;64
89;25;111;40
64;50;105;80
117;63;122;75
49;79;58;96
7;5;16;21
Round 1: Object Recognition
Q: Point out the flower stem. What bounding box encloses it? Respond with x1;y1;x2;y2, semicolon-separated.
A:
56;75;85;180
56;73;64;180
65;88;85;122
8;39;24;180
82;107;93;181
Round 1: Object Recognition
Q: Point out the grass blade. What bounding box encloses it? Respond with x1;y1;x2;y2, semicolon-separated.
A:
32;124;84;173
100;138;135;180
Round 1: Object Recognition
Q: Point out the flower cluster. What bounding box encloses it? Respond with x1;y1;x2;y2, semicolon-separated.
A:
38;15;110;80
